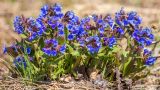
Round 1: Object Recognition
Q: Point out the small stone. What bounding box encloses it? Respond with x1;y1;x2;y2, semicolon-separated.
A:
60;77;65;81
64;76;72;83
89;69;99;80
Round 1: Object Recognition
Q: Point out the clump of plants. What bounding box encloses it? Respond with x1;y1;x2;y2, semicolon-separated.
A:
3;3;158;82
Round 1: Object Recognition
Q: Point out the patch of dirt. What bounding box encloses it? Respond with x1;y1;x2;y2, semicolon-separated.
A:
0;77;111;90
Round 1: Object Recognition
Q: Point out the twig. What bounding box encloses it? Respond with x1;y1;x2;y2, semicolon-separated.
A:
116;67;122;90
152;40;160;52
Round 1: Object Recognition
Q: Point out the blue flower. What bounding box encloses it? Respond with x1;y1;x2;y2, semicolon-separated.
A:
39;4;49;18
53;3;62;14
104;37;116;48
36;18;46;35
105;15;114;28
98;27;105;33
68;34;74;40
50;50;57;56
86;36;102;54
26;47;31;54
42;47;57;56
48;16;59;29
66;24;73;30
79;40;85;47
28;32;37;41
42;39;60;56
143;49;152;56
71;16;79;24
117;28;124;35
59;45;66;54
81;17;90;24
115;8;129;26
56;12;64;19
65;11;75;19
127;11;142;28
42;48;51;56
97;19;104;26
58;30;64;36
14;16;24;34
132;28;154;46
108;37;116;48
145;57;156;66
2;45;7;54
57;23;64;31
92;14;98;22
14;56;27;68
27;17;36;32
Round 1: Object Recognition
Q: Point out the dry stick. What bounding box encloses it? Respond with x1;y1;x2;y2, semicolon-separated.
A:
116;68;122;90
152;40;160;52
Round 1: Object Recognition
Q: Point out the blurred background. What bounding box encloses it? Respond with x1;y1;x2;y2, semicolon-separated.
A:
0;0;160;81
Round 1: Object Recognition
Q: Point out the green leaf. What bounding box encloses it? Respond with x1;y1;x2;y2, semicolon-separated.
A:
98;47;106;53
20;34;27;38
64;27;69;41
111;46;121;53
38;37;44;49
97;52;105;57
67;44;74;52
71;51;80;56
122;57;132;76
122;51;129;57
66;44;80;56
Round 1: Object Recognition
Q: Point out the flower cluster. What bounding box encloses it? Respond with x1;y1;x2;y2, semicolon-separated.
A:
143;49;156;65
5;3;157;71
3;3;159;82
132;28;154;47
10;3;157;65
42;39;66;56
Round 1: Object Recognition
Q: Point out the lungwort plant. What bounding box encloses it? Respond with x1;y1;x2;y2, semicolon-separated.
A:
3;3;159;81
